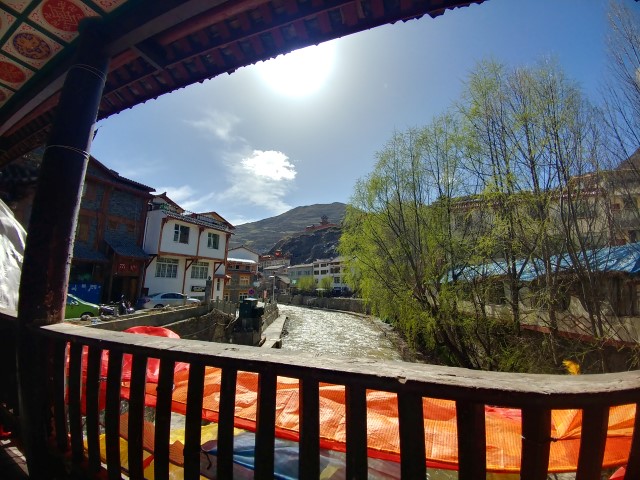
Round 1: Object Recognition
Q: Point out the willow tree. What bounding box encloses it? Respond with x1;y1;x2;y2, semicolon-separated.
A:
459;60;611;348
340;117;515;370
602;0;640;163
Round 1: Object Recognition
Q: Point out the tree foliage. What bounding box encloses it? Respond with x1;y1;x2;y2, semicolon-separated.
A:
296;276;316;293
602;0;640;162
341;59;631;373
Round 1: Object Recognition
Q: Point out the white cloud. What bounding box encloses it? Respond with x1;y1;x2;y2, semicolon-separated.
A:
239;150;296;181
186;111;242;143
216;149;297;215
153;147;297;220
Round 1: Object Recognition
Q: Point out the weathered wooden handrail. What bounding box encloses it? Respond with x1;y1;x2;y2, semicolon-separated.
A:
34;322;640;480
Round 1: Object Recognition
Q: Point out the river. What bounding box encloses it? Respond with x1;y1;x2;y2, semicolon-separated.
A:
275;304;469;480
277;304;403;360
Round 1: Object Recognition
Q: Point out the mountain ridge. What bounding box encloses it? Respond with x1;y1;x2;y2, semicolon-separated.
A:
230;202;347;253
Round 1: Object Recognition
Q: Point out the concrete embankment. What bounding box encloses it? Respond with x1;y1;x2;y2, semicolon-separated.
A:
261;314;289;348
277;294;370;314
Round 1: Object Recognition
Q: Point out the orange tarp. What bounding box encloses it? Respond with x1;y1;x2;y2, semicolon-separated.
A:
75;327;634;473
130;367;635;473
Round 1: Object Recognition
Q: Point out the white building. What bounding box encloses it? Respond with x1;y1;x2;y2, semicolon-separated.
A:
286;257;350;294
287;263;314;287
313;257;349;294
228;245;260;263
226;246;260;302
142;194;234;301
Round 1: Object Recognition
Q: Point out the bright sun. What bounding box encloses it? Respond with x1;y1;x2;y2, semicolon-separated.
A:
256;41;336;98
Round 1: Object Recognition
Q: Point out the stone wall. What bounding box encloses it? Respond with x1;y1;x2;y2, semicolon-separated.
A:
91;303;234;342
278;295;370;314
162;309;234;342
262;302;279;328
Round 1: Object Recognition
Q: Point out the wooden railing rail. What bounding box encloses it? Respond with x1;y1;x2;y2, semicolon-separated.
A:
38;322;640;480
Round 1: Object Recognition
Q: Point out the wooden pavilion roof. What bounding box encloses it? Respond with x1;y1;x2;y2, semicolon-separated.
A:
0;0;483;167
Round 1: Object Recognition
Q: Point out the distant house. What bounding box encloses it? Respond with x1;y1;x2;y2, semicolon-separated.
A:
259;250;291;270
287;263;314;286
313;257;349;294
142;194;234;301
305;214;337;232
226;246;260;302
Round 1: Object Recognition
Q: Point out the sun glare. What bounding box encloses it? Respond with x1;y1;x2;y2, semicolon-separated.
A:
256;41;336;98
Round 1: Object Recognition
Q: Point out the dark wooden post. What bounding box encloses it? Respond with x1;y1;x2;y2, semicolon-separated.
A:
16;20;109;478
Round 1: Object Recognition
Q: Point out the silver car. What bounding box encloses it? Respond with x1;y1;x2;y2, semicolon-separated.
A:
136;292;201;309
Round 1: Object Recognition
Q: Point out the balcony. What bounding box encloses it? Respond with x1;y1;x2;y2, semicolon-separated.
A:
1;2;639;478
2;307;639;479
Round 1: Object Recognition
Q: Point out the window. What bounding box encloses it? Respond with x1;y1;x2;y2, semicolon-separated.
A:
191;261;209;279
76;216;90;242
239;293;248;301
216;279;221;291
155;257;178;278
208;232;220;249
174;224;190;243
333;277;341;284
239;276;250;286
82;182;97;201
320;270;327;275
575;202;595;219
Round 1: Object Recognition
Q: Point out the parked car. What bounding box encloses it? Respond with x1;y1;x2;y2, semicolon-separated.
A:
136;292;201;309
65;293;102;319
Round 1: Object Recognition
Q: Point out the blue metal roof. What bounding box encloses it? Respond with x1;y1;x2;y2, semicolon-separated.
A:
451;242;640;283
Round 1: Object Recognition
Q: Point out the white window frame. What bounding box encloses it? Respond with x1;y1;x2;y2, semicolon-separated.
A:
191;261;209;279
208;232;220;249
155;257;178;278
174;224;190;244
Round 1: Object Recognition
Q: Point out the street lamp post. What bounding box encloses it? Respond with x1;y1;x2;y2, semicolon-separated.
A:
269;275;277;304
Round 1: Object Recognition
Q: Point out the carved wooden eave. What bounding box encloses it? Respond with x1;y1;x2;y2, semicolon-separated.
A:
0;0;485;167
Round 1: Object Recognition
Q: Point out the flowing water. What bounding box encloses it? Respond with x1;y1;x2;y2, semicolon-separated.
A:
277;304;402;360
276;304;467;480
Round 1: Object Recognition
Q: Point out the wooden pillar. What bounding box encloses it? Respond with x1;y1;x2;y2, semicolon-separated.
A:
16;20;109;478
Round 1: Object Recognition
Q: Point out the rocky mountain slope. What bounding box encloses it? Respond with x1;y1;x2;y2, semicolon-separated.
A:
230;202;346;253
269;226;342;264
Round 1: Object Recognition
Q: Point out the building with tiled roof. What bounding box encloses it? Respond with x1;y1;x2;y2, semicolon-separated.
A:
142;194;235;301
70;156;154;304
0;150;154;304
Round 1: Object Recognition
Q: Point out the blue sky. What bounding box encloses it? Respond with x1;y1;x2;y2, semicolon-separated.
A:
90;0;622;226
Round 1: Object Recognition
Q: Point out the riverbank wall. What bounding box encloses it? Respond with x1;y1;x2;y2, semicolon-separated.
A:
89;302;235;342
277;294;370;314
